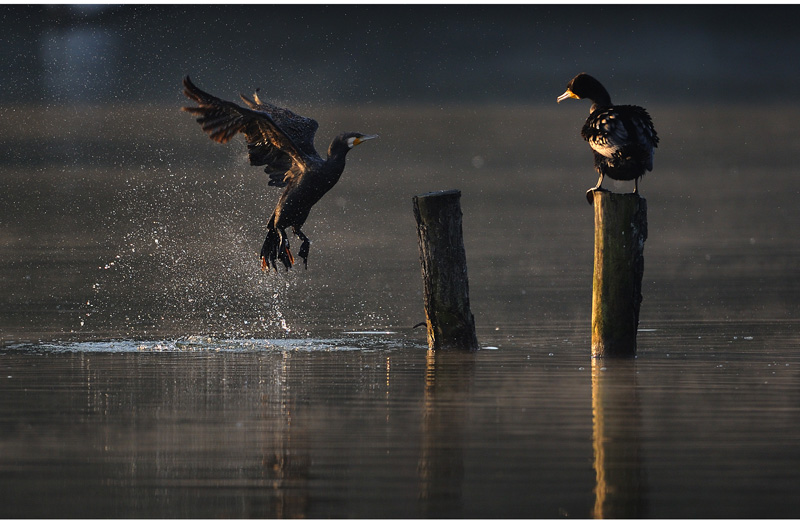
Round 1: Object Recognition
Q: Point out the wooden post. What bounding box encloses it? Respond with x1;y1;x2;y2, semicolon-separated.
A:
413;190;479;352
591;190;647;358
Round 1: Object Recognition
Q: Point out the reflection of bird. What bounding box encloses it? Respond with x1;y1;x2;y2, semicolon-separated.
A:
181;76;378;271
557;73;658;204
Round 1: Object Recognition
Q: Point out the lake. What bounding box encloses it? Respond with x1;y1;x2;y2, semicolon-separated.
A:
1;103;799;518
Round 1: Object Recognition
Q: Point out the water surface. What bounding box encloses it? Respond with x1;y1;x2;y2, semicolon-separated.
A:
2;323;799;519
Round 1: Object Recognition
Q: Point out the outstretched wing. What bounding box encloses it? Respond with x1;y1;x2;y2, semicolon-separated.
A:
238;90;319;159
181;76;318;183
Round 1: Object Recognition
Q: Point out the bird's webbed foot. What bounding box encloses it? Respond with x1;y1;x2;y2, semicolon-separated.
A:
261;228;294;271
276;229;295;270
586;174;606;205
295;229;310;269
278;241;294;270
586;186;610;205
260;231;277;271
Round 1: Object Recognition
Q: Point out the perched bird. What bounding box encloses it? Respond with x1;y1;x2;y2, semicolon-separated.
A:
557;73;659;204
181;76;377;271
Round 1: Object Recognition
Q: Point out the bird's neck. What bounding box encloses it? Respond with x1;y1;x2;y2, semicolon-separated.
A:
322;152;347;185
326;151;348;168
590;89;612;112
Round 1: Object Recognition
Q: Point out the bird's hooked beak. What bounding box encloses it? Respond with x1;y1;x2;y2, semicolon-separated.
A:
557;89;579;104
353;134;379;146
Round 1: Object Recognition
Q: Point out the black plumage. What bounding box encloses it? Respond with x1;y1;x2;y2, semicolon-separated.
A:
181;76;377;271
557;73;659;203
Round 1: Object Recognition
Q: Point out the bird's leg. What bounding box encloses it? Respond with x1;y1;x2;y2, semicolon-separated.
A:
294;227;310;269
586;173;605;205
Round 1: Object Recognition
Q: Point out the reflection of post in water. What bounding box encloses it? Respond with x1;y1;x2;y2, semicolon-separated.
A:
418;350;476;517
591;359;647;519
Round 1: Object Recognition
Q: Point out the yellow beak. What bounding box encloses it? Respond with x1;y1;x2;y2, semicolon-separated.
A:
557;89;579;104
353;134;379;146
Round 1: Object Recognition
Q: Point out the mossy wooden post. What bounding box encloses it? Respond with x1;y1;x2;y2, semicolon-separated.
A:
591;190;647;358
413;190;479;352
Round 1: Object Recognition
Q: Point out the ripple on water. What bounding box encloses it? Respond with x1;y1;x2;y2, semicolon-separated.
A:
4;332;424;354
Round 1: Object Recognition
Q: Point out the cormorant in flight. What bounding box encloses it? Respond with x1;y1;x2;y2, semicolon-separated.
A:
181;76;378;271
557;73;659;204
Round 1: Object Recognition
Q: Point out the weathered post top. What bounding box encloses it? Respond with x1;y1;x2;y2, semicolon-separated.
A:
415;189;461;199
413;190;479;352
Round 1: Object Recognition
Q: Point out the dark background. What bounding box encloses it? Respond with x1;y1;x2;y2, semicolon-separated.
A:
2;7;800;519
2;4;797;106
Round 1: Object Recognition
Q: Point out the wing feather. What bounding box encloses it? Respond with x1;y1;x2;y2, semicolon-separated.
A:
582;105;658;168
182;76;317;182
239;92;319;159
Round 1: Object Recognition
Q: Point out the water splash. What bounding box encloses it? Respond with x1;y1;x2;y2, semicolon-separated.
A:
86;161;300;340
